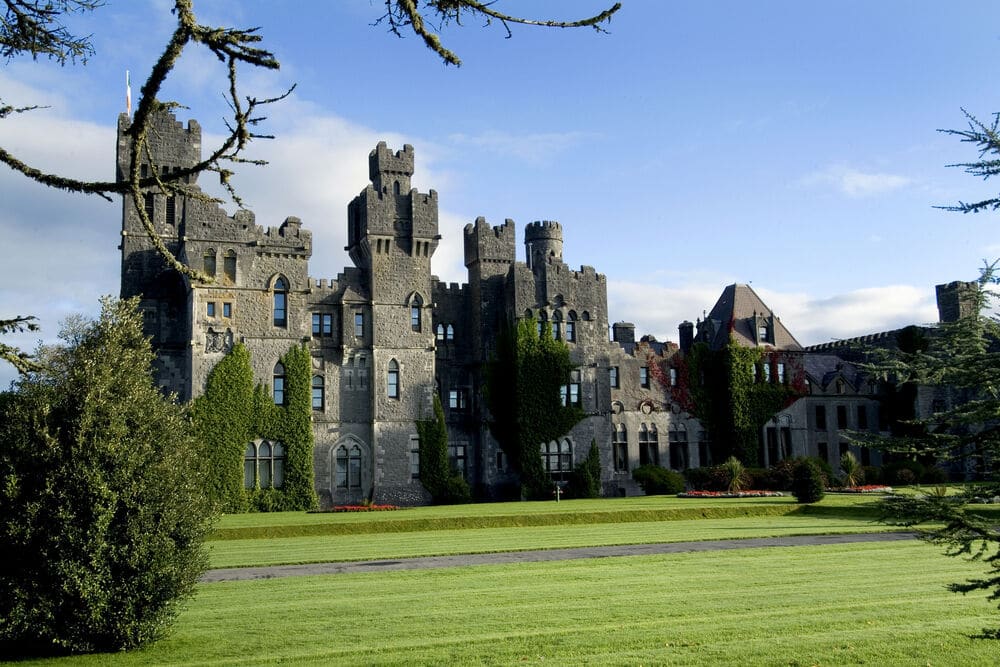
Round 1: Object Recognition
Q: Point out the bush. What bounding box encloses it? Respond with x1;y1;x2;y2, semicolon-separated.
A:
721;456;747;493
861;465;882;485
566;441;602;499
883;459;925;486
684;466;729;491
0;298;212;654
632;465;686;495
921;465;949;484
792;459;826;503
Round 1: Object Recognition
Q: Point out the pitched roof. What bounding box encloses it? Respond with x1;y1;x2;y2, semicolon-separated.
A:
699;283;802;351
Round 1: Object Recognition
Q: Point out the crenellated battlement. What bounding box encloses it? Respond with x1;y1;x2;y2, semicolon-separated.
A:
464;217;516;268
116;111;201;184
434;280;467;300
524;220;563;243
369;141;414;192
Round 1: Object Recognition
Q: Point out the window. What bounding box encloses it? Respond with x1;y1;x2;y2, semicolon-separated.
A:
410;436;420;479
312;313;321;336
551;311;562;340
449;443;467;477
206;302;216;317
561;370;581;407
312;375;324;410
203;249;216;277
448;388;468;410
354;311;364;337
446;324;454;341
669;367;678;387
496;450;505;472
223;250;237;282
565;320;575;342
411;294;423;332
639;424;659;466
815;405;827;430
777;362;786;383
143;192;154;219
857;405;868;430
836;379;845;395
758;324;769;342
763;362;771;383
537;312;547;338
387;360;400;398
613;424;628;472
244;440;285;489
818;441;829;463
273;277;287;327
312;313;333;337
223;302;232;318
609;366;619;389
640;366;650;388
669;424;689;470
836;405;848;429
272;362;285;405
541;439;573;475
335;445;362;489
436;323;445;341
165;195;176;225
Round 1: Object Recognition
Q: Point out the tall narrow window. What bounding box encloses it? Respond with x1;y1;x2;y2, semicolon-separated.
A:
669;424;688;469
165;195;176;225
815;405;827;430
449;443;467;476
609;366;619;389
638;424;652;466
837;405;848;429
223;250;237;282
312;313;321;336
551;311;562;340
312;375;324;411
322;313;333;337
410;294;423;332
273;277;287;327
669;367;678;387
436;323;445;341
763;362;771;383
613;424;628;472
222;302;232;318
561;370;581;407
640;366;650;388
446;324;454;341
857;404;868;430
203;249;216;277
777;362;786;383
143;192;154;220
336;445;363;489
273;362;285;405
387;360;400;398
354;311;364;337
244;440;285;489
566;311;577;342
410;436;420;478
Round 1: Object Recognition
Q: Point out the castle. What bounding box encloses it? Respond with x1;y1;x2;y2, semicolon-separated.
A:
119;112;970;505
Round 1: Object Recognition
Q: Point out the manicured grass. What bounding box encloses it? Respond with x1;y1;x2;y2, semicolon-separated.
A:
22;541;997;665
208;513;904;568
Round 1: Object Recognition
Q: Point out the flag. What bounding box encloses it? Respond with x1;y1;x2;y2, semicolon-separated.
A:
126;70;132;115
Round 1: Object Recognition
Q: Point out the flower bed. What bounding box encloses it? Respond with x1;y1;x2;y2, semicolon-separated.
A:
827;485;893;494
677;490;784;498
328;503;401;512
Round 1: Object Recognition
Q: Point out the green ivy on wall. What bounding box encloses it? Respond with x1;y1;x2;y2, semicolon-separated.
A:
416;395;471;504
191;343;317;512
486;318;584;499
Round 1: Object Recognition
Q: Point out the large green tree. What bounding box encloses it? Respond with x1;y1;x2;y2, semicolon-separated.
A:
0;297;212;654
486;318;584;498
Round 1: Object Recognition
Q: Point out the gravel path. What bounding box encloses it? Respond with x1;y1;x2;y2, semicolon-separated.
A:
201;531;918;583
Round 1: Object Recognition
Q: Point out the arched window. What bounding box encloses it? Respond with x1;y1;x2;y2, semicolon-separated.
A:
537;311;548;338
566;311;577;342
312;375;324;411
410;294;423;332
436;323;445;341
203;248;217;276
551;311;562;340
273;277;288;327
541;439;573;474
244;440;285;489
387;360;400;398
223;249;237;282
336;445;363;489
613;424;628;472
639;424;656;466
446;324;454;341
669;424;689;470
273;362;285;405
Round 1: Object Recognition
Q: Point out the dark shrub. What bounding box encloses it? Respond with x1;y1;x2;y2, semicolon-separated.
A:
744;467;771;490
883;459;924;486
633;465;686;495
684;466;729;491
565;440;602;499
792;459;826;503
861;465;882;485
921;465;948;484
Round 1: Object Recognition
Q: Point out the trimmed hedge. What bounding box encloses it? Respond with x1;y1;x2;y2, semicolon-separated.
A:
633;465;686;495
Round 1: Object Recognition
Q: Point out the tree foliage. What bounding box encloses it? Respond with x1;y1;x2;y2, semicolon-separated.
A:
416;394;471;504
486;318;584;498
1;0;101;65
0;297;212;654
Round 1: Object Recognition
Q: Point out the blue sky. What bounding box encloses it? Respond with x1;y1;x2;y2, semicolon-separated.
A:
2;0;1000;387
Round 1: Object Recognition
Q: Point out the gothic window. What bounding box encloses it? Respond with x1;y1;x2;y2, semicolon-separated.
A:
669;424;688;470
566;311;577;342
436;323;445;341
609;366;619;389
410;294;423;332
273;277;288;327
223;250;237;282
312;375;324;411
613;424;628;472
551;311;562;340
446;324;454;341
387;360;400;398
244;440;285;489
203;249;217;277
336;445;362;489
640;366;650;388
273;362;285;405
639;424;660;466
541;439;573;475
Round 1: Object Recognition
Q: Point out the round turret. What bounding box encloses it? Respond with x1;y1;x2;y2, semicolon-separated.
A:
524;220;563;270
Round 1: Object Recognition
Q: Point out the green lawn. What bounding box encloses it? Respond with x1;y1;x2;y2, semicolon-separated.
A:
21;541;998;665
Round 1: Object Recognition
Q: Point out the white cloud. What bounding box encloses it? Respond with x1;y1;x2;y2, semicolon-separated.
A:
800;165;911;197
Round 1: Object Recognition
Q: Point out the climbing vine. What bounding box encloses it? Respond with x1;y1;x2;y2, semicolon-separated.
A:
654;338;805;466
191;343;317;512
485;318;584;499
416;395;471;504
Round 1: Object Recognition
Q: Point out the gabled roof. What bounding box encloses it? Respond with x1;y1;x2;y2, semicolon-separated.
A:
699;283;802;351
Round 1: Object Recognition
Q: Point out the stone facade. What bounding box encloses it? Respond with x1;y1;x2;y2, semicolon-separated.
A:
119;112;967;505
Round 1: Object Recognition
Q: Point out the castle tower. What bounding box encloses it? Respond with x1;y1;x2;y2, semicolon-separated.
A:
935;280;979;322
524;220;563;271
346;142;440;503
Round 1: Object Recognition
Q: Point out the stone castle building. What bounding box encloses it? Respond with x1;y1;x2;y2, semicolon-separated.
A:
120;112;968;505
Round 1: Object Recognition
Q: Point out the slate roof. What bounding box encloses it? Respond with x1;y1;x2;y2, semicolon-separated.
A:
700;283;802;351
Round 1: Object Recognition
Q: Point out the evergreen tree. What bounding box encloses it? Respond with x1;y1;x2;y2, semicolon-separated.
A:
0;297;212;654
